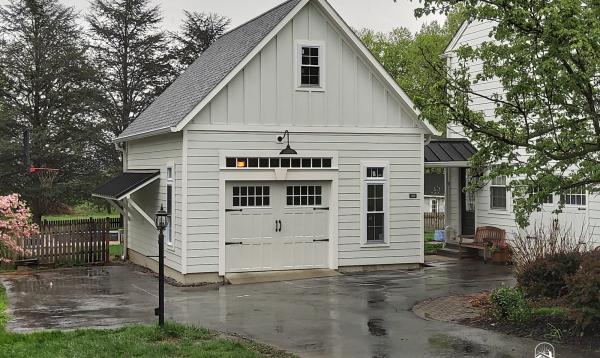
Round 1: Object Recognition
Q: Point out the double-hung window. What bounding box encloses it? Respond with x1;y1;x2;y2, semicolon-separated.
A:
297;41;324;90
561;188;586;206
362;162;389;245
166;165;174;246
490;175;507;210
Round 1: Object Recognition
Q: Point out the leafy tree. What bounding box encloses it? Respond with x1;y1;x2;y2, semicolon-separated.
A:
415;0;600;226
87;0;173;138
171;11;230;71
358;8;466;131
0;0;103;221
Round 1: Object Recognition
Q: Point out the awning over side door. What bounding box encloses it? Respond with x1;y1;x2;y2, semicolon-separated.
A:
425;139;477;167
92;170;160;201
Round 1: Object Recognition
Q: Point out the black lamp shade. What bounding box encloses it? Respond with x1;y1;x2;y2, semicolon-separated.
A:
155;204;169;230
280;145;297;155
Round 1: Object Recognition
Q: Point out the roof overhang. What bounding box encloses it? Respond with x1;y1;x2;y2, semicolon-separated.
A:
92;170;160;201
424;138;476;167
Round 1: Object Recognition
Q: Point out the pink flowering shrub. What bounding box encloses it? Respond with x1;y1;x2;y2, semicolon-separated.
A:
0;194;38;263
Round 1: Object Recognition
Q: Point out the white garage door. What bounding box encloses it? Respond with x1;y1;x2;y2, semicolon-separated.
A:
225;181;330;272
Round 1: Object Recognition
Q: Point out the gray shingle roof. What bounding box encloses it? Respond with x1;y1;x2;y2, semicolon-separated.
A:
118;0;302;140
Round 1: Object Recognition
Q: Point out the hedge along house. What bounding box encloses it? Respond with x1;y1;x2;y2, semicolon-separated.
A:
93;0;439;284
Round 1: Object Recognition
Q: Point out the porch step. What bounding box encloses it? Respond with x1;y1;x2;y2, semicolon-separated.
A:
437;247;460;258
225;269;339;285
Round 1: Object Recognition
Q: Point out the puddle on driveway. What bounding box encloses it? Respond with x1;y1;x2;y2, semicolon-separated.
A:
428;333;514;357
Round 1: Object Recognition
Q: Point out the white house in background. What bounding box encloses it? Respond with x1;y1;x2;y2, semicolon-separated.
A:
93;0;439;284
442;20;599;247
424;172;445;214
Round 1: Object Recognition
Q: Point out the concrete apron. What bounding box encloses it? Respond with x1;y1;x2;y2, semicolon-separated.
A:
225;269;339;285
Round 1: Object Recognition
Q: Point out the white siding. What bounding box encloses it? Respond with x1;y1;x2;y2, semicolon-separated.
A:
445;168;460;236
185;132;424;273
126;133;183;272
187;3;417;131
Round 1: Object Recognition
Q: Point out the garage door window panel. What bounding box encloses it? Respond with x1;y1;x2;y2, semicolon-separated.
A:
287;185;322;206
233;186;270;207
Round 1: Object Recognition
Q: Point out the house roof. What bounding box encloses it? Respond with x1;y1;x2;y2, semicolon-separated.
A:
118;0;302;140
117;0;439;142
92;170;160;200
425;138;477;163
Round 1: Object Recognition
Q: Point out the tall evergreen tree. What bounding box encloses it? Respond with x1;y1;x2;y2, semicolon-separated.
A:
171;11;230;70
0;0;103;221
87;0;172;138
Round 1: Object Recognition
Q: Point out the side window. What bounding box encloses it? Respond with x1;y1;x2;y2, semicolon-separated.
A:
490;175;507;211
362;163;389;244
561;188;586;206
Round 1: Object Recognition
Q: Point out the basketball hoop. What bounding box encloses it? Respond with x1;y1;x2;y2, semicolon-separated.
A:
29;165;59;188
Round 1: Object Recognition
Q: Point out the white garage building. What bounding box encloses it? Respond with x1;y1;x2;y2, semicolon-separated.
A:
94;0;438;283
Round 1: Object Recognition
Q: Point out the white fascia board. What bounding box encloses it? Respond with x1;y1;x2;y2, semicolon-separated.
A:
443;20;470;56
314;0;440;136
113;126;172;143
172;0;311;133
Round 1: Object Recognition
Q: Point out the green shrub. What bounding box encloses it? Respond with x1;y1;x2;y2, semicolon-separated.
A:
516;252;583;298
566;250;600;331
489;287;531;323
530;307;567;318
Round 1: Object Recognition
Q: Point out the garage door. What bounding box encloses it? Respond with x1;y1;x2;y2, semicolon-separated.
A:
225;181;330;272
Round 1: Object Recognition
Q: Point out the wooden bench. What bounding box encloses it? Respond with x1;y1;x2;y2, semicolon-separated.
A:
459;226;506;262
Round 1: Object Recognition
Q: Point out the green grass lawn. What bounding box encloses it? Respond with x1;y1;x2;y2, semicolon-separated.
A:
424;229;443;255
0;285;295;358
109;244;122;257
43;202;119;221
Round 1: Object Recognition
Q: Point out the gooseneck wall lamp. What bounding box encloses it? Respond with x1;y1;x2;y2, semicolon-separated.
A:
277;130;297;155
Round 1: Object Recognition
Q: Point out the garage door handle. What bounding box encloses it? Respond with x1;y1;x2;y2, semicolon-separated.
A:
313;238;329;242
225;241;243;245
313;207;329;211
226;209;243;212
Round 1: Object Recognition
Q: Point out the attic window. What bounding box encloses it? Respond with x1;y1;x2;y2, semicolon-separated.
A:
297;41;324;90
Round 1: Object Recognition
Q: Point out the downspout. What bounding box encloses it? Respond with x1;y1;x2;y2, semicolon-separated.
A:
115;141;129;260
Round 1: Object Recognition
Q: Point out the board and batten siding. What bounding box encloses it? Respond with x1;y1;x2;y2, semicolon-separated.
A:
184;132;424;273
126;133;184;272
189;3;419;131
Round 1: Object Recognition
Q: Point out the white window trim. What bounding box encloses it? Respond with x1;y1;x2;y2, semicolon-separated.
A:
165;162;175;249
295;40;326;92
561;188;587;207
360;161;390;247
489;176;508;212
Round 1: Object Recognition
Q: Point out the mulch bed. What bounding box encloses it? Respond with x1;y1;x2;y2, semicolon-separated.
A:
461;292;600;350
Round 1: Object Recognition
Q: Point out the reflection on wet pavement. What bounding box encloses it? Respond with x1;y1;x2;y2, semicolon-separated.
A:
2;261;599;357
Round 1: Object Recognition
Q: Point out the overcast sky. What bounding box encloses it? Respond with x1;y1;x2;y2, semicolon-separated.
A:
0;0;445;34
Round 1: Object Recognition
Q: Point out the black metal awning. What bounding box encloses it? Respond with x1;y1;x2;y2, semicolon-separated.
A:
92;170;160;200
425;138;477;165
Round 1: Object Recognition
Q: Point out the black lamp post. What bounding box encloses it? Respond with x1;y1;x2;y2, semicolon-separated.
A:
277;130;297;155
154;204;169;328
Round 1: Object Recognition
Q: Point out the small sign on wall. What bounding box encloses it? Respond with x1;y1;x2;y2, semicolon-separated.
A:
409;193;418;199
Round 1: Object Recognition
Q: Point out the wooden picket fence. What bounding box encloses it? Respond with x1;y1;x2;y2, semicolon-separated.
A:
424;213;445;230
14;218;112;265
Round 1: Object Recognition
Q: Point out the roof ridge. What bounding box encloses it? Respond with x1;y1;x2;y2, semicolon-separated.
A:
218;0;300;41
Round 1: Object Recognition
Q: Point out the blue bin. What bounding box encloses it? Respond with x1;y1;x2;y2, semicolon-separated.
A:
433;230;446;242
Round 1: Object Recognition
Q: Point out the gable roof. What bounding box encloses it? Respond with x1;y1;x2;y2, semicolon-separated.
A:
117;0;439;142
118;0;302;140
443;20;469;55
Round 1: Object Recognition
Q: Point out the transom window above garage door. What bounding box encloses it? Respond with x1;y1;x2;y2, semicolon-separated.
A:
287;185;322;206
226;157;332;169
233;186;270;207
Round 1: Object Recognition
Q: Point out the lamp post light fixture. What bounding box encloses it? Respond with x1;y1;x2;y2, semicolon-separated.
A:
154;204;169;328
277;130;297;155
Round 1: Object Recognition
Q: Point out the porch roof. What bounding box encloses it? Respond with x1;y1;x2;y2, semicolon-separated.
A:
425;138;476;166
92;170;160;201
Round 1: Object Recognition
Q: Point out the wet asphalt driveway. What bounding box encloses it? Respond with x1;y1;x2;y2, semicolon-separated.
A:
2;261;597;358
